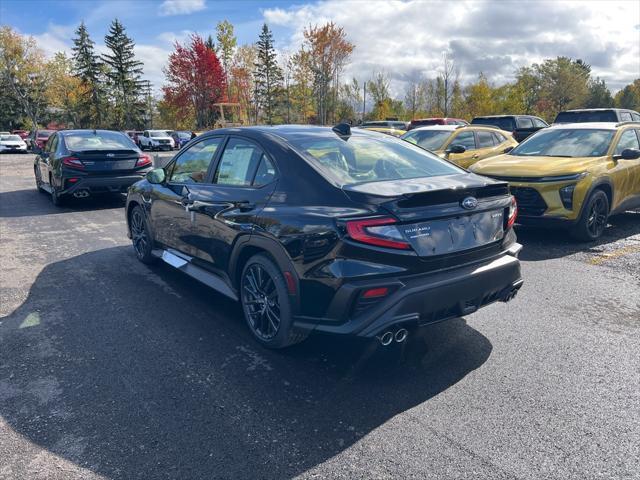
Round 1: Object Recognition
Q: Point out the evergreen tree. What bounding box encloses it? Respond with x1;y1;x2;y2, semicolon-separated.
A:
71;22;103;127
102;19;144;128
205;35;215;52
254;24;282;125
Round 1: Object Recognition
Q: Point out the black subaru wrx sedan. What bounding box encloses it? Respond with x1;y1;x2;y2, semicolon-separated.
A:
125;124;523;349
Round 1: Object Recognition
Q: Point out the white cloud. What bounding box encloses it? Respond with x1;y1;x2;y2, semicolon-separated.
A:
32;24;74;57
263;0;640;94
159;0;206;16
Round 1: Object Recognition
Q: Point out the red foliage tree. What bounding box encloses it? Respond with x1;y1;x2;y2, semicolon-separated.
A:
163;35;226;128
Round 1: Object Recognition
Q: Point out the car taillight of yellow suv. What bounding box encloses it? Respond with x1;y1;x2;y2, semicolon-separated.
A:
469;122;640;241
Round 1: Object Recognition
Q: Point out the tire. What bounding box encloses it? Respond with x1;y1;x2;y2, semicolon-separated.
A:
571;189;609;241
34;167;45;193
240;254;306;349
129;205;157;264
50;177;65;206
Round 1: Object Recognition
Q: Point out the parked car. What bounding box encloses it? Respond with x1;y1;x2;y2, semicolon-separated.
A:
11;129;29;140
27;129;56;151
138;130;175;151
470;122;640;241
553;108;640;124
34;129;153;206
401;125;517;168
124;130;144;146
358;126;406;137
361;120;409;130
0;134;28;153
125;124;523;349
170;130;193;149
471;115;548;142
407;118;468;130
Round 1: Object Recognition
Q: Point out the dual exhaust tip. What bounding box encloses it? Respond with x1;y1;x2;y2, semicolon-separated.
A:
378;328;408;346
73;189;90;198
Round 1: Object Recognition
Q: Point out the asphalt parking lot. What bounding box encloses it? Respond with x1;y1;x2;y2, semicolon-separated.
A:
1;152;639;480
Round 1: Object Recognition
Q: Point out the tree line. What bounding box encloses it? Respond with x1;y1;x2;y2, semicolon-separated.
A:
1;20;639;131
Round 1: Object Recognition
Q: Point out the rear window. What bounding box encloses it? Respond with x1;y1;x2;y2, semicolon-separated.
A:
37;130;54;138
554;111;617;123
471;117;515;131
411;119;443;127
149;130;170;137
63;131;137;151
401;130;451;151
288;132;463;187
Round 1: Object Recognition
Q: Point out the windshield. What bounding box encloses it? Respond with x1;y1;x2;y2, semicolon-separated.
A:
511;129;614;158
554;111;617;123
401;130;451;151
288;132;464;186
37;130;54;138
472;117;515;131
149;130;169;137
63;131;137;151
1;135;22;141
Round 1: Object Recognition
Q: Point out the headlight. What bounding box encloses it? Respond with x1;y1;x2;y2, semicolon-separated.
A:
559;184;576;210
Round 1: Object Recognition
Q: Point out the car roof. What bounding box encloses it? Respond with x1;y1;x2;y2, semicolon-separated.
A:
58;129;127;135
473;114;537;119
560;108;627;112
408;125;458;132
546;122;620;130
198;124;389;142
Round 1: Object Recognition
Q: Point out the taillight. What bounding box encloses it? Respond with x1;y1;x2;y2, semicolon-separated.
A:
136;154;152;167
345;217;411;250
62;156;84;169
507;196;517;228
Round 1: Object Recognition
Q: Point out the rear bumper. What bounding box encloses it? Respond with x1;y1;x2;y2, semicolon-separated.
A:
294;244;523;337
61;173;149;195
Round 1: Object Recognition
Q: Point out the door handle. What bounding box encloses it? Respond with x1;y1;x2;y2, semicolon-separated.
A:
472;154;479;159
236;201;256;212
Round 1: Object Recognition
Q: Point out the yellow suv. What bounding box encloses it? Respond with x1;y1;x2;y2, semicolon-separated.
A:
401;125;518;168
470;122;640;240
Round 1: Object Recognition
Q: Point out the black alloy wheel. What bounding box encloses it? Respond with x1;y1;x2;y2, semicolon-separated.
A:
240;254;305;348
572;190;609;241
130;205;156;264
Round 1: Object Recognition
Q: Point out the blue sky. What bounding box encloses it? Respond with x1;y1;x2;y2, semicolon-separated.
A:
2;0;639;95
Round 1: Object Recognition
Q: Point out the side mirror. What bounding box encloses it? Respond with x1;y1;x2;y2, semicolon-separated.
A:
146;168;166;184
620;148;640;160
503;146;514;154
446;144;466;154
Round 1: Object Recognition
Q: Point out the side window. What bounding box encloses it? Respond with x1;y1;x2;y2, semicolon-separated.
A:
214;138;265;186
614;129;640;155
252;156;277;186
631;113;640;122
47;134;58;153
477;131;495;148
168;137;222;184
517;117;534;129
620;112;632;122
492;132;506;144
453;131;476;150
532;118;547;128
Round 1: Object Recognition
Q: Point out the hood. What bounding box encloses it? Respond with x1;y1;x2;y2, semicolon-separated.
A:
342;172;500;198
470;154;603;177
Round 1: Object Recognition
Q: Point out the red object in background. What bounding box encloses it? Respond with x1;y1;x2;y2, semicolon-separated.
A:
12;130;29;139
163;34;226;124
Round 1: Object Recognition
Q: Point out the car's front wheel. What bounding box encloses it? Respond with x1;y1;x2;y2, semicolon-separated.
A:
129;205;156;264
572;189;609;241
240;254;305;349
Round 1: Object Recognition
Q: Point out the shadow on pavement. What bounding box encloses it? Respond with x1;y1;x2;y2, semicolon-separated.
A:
516;210;640;261
0;246;492;479
0;188;126;218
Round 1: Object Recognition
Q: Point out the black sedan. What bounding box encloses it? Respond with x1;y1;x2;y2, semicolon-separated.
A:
34;129;154;206
125;124;523;348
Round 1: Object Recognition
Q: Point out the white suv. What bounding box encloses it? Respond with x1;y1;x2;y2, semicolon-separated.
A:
139;130;175;151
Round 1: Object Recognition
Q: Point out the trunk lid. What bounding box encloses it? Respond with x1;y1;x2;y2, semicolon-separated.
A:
71;149;141;173
343;173;510;257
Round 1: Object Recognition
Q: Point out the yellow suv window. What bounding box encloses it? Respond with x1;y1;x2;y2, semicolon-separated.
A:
614;129;640;155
